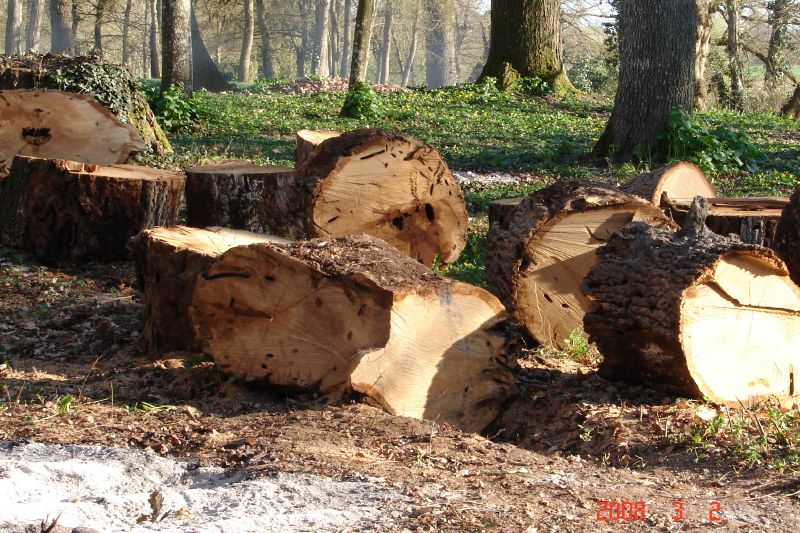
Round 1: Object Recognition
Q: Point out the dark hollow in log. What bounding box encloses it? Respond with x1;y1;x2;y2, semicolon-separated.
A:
130;225;287;355
191;234;515;432
295;129;341;167
0;156;184;264
486;181;675;349
583;197;800;407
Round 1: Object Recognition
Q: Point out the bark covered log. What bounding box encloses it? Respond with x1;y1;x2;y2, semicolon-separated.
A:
191;234;516;432
583;198;800;406
0;53;171;155
0;90;145;175
0;156;184;264
188;130;469;265
775;186;800;285
486;181;674;348
130;226;287;355
619;161;716;205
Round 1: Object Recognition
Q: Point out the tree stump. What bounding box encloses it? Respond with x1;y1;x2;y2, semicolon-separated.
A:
0;52;171;155
775;186;800;285
663;196;787;248
486;181;674;349
583;197;800;407
0;90;145;175
191;234;515;432
186;130;469;266
130;226;287;355
0;156;184;264
184;161;299;234
295;129;340;167
619;161;716;205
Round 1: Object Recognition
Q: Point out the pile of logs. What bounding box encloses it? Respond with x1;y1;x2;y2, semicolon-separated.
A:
487;163;800;407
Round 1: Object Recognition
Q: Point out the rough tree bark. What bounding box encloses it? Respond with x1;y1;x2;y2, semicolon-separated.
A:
49;0;73;53
479;0;573;92
149;0;161;78
312;0;331;76
239;0;255;82
782;86;800;118
694;0;721;111
726;0;744;110
583;198;800;407
26;0;43;51
765;0;791;90
94;0;110;53
424;0;456;88
593;0;696;162
378;1;393;84
346;0;374;85
122;0;133;65
775;185;800;284
255;0;274;78
5;0;22;55
0;157;184;264
339;0;352;78
161;0;192;92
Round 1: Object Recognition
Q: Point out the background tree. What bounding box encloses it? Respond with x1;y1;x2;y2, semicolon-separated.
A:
49;0;73;53
312;0;332;76
5;0;22;55
479;0;573;91
26;0;44;51
594;0;697;162
161;0;192;91
695;0;722;111
341;0;374;116
424;0;456;88
240;0;255;82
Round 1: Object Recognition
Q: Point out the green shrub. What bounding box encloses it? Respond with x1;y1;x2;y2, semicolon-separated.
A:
142;83;207;133
567;55;615;94
664;108;761;174
341;81;382;119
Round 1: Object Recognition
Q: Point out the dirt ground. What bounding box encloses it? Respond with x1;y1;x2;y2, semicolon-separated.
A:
1;250;800;532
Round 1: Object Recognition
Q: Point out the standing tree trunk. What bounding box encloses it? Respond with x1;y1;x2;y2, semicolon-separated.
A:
400;0;421;86
694;0;721;111
378;1;393;84
5;0;22;55
479;0;573;91
239;0;255;82
122;0;133;65
149;0;161;78
312;0;331;76
296;0;311;78
424;0;455;88
726;0;744;109
190;9;230;91
49;0;73;53
328;0;339;76
593;0;696;163
256;0;275;78
94;0;109;53
27;0;43;52
161;0;192;92
765;0;790;90
339;0;353;78
782;85;800;118
71;0;80;54
345;0;374;85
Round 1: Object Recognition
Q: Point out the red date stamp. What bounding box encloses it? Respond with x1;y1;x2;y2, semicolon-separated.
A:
596;500;722;522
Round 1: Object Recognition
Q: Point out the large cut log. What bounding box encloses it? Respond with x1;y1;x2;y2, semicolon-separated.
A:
130;226;287;355
191;234;515;432
486;181;674;349
775;186;800;285
0;52;171;155
185;161;299;234
583;198;800;407
186;129;469;265
0;156;184;264
295;129;340;167
663;196;787;248
619;161;716;205
0;90;145;175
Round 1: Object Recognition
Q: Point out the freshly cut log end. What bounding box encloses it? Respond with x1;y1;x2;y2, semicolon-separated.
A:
184;160;300;235
191;234;515;432
775;186;800;285
619;161;716;205
485;181;675;349
584;202;800;407
0;90;146;175
295;129;340;167
0;156;184;263
664;196;787;247
299;128;469;266
130;226;287;355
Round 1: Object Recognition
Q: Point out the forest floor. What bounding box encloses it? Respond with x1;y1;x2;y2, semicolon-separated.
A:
2;246;800;532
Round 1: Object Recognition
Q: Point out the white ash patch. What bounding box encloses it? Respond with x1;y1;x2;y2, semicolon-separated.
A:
452;170;548;187
0;441;409;533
